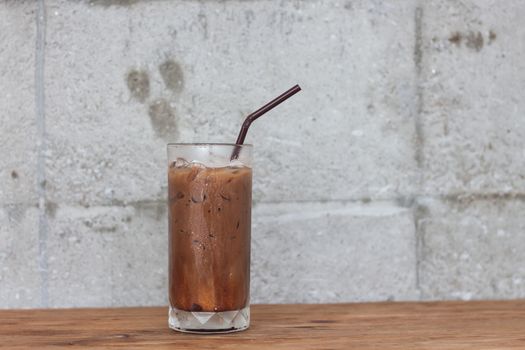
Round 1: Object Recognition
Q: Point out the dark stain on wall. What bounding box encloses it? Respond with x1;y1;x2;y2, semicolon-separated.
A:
127;69;150;103
465;31;484;51
159;60;184;93
11;170;18;179
45;201;58;219
360;197;371;204
488;30;497;44
148;98;177;139
448;32;462;45
448;30;491;51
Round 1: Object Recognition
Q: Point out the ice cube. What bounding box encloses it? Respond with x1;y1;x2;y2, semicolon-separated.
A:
187;162;207;181
191;190;206;203
229;159;245;168
189;161;206;169
172;157;190;168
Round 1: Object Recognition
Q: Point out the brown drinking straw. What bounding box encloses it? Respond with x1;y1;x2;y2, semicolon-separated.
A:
231;84;302;160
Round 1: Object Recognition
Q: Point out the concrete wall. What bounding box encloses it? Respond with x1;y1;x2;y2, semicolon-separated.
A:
1;0;524;308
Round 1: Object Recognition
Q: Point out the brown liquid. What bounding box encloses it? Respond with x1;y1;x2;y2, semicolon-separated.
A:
168;163;251;312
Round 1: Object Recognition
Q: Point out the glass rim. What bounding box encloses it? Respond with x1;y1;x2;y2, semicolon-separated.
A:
167;143;253;147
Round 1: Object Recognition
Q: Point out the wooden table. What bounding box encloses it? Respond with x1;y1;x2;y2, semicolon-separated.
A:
1;301;524;349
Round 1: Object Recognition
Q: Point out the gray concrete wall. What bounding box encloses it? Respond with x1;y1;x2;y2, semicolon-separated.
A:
0;0;524;308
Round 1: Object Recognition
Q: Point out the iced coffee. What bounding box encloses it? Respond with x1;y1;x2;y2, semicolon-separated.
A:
167;144;252;333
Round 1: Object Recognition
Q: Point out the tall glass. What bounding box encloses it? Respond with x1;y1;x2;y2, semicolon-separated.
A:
167;144;252;333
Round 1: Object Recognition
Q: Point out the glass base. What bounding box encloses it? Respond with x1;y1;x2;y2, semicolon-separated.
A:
168;305;250;334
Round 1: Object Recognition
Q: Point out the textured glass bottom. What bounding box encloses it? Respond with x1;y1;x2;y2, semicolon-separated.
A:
169;305;250;334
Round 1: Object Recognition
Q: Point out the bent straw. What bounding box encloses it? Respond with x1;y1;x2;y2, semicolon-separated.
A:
231;85;302;160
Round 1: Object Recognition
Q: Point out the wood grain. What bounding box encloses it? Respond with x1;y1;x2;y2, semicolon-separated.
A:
1;301;525;349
